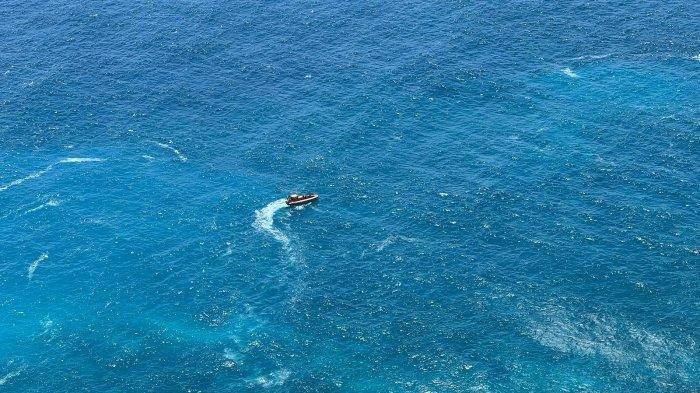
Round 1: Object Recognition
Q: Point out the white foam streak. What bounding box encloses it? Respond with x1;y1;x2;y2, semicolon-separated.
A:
154;142;188;162
0;157;104;193
0;370;21;386
26;199;60;214
562;67;580;78
253;199;290;247
59;157;104;163
0;165;53;192
27;252;48;279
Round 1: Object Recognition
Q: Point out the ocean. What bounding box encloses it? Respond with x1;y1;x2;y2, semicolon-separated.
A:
0;0;698;391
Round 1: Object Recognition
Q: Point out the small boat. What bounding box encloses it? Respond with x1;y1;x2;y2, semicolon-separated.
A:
286;193;318;206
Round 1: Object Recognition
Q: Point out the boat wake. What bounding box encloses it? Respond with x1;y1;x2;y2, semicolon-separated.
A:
0;165;54;192
26;199;60;214
0;157;104;193
27;252;48;279
153;141;188;162
253;199;290;247
59;157;104;163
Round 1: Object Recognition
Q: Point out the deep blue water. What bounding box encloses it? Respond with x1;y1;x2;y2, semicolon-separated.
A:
1;1;698;391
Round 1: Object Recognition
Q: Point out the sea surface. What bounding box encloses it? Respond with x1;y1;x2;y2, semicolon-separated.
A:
0;1;698;391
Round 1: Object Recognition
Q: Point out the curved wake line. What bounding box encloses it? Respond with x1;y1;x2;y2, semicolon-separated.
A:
253;199;290;247
27;252;48;279
153;141;188;162
0;158;104;192
0;165;54;192
26;199;60;214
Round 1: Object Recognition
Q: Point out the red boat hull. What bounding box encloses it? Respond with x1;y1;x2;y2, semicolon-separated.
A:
286;194;318;206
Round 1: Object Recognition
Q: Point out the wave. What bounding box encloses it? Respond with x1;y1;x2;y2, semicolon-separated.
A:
253;199;290;247
692;54;700;62
569;53;612;61
561;67;580;78
0;165;54;192
0;369;21;386
0;157;104;192
153;141;188;162
59;157;104;163
26;199;60;214
27;252;48;279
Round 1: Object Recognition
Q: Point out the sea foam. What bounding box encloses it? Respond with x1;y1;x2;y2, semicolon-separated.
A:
526;307;694;385
562;67;580;78
253;199;290;247
0;165;54;192
153;141;188;162
27;253;48;279
254;369;291;388
0;157;104;192
59;157;104;163
26;199;60;214
0;369;21;386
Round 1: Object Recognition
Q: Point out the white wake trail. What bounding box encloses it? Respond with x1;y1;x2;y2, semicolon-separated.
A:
27;252;48;280
26;199;60;214
0;369;22;386
0;165;54;192
0;157;104;192
153;141;188;162
253;199;290;247
59;157;104;163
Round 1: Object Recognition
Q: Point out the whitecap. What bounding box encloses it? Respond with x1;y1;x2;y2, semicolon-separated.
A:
41;318;54;331
0;369;21;386
153;141;188;162
692;54;700;62
59;157;104;163
27;252;48;279
569;53;611;61
221;241;233;257
562;67;580;78
0;165;54;192
0;157;103;192
26;199;60;214
253;199;290;247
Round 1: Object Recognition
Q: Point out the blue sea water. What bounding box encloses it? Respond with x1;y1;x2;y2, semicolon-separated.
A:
0;0;698;391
